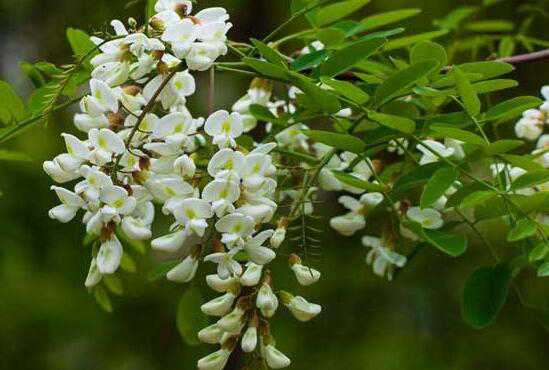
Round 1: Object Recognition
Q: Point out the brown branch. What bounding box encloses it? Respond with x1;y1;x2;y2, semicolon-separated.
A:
498;48;549;65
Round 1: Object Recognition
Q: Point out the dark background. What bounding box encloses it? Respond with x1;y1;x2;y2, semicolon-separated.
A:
1;1;548;369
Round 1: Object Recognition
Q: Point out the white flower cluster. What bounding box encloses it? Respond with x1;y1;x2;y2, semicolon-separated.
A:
43;4;324;369
515;86;549;142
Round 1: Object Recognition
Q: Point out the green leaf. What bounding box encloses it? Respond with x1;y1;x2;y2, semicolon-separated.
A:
250;38;287;67
510;170;549;190
66;28;96;69
423;228;468;257
176;287;209;346
392;162;442;195
243;58;289;81
500;154;544;172
462;265;511;329
430;125;486;146
459;61;514;80
484;139;523;155
120;253;137;273
0;150;32;162
507;219;537;242
420;166;458;208
94;286;113;313
459;190;496;210
320;77;370;104
0;81;28;126
19;61;46;87
248;104;280;124
483;96;543;122
453;66;481;117
475;192;549;221
290;49;330;71
529;242;548;262
291;73;341;113
374;60;438;106
410;41;447;71
385;30;448;51
360;9;421;31
319;38;385;77
465;20;514;32
367;111;415;134
103;275;124;296
315;28;347;47
499;36;515;57
332;171;387;192
146;0;156;19
434;6;477;30
312;0;371;27
147;260;179;282
537;262;549;277
306;130;366;153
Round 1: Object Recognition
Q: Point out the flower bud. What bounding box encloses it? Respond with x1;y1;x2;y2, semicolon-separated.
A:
290;258;321;286
256;282;278;318
84;257;102;288
197;349;231;370
263;345;291;369
240;262;263;287
217;307;245;334
270;227;286;248
284;294;322;322
206;274;240;293
241;326;258;353
201;292;236;317
198;324;224;344
166;255;198;283
174;154;196;178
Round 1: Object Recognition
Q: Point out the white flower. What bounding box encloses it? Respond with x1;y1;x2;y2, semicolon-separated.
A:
270;227;286;248
195;7;230;24
55;133;90;173
201;292;236;316
198;324;224;344
515;113;543;141
162;20;199;60
206;274;240;293
263;345;291;369
363;236;407;280
407;207;444;230
172;198;213;236
241;326;258;353
207;148;245;180
48;186;85;223
285;295;322;322
388;138;409;155
88;128;125;165
290;262;321;286
121;202;154;240
330;213;365;236
243;230;276;265
301;40;324;54
167;254;199;283
256;283;278;318
151;229;189;252
241;153;273;191
204;251;242;279
100;185;137;216
202;179;240;217
155;0;193;15
417;140;455;165
205;110;244;148
43;157;81;183
217;306;245;334
240;262;263;287
173;154;196;178
186;42;220;71
96;235;123;274
84;257;102;288
197;348;231;370
216;213;255;248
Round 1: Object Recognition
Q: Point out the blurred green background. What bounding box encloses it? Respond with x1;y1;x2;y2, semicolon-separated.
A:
1;1;549;369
